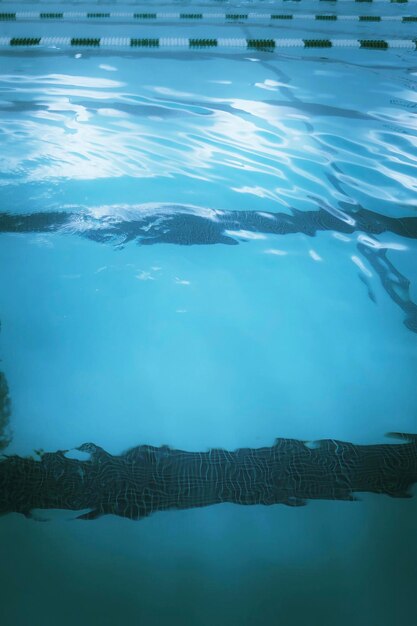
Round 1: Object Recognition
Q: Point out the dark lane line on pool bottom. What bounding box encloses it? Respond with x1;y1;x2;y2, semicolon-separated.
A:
1;433;416;521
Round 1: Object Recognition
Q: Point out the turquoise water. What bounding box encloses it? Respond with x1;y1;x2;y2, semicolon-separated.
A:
0;45;417;625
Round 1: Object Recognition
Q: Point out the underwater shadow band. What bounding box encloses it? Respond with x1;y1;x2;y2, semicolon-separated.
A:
1;433;416;521
1;205;417;245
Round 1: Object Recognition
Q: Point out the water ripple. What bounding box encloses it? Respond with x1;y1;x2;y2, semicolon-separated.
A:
0;55;416;220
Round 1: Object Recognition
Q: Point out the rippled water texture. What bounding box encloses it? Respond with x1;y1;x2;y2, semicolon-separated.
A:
0;53;416;215
1;51;417;340
0;48;417;626
1;49;417;466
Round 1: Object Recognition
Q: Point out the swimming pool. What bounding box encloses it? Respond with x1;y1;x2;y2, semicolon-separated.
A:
0;3;417;625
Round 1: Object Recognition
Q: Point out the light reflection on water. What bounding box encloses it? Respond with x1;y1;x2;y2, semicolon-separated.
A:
0;53;416;218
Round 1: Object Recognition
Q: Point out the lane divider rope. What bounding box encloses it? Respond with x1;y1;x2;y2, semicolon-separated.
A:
1;11;417;22
0;36;415;49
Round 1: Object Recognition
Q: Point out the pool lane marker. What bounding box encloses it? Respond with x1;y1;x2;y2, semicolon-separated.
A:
1;11;417;22
1;37;416;50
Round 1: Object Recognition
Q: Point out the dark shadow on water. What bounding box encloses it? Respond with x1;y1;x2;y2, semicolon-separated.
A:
1;435;417;519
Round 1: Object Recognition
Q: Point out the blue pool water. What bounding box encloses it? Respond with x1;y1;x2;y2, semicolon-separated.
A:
1;10;417;626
